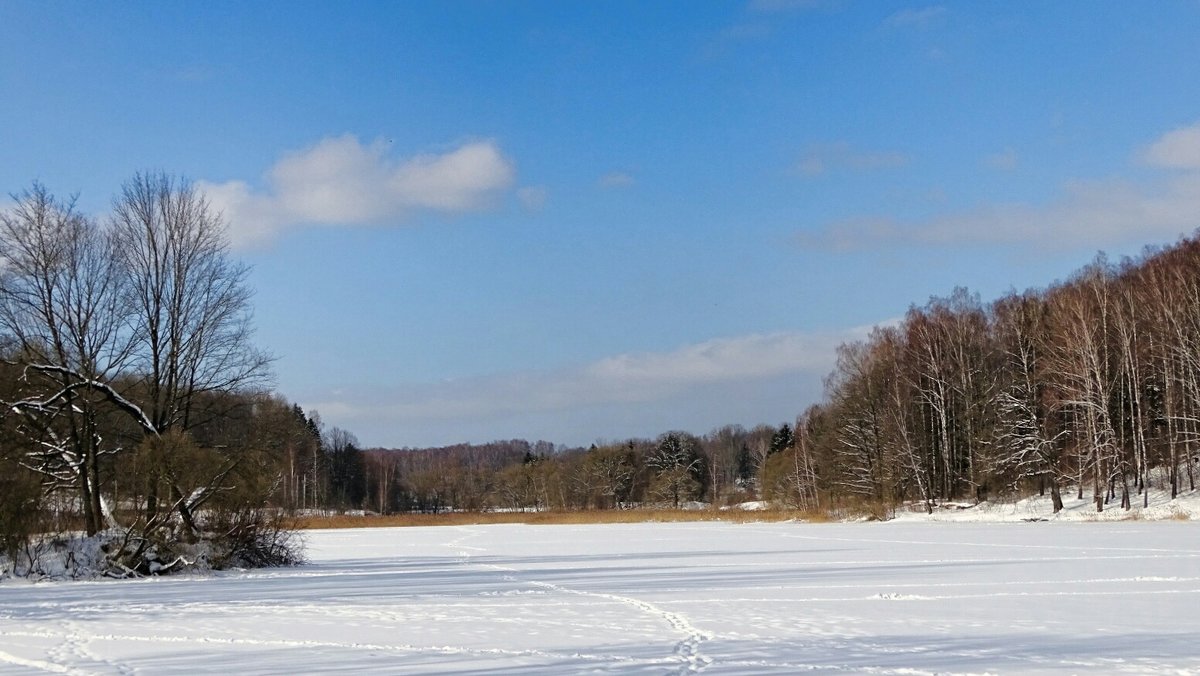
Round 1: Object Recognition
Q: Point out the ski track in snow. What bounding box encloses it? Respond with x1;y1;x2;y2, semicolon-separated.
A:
4;521;1200;674
0;627;658;665
0;648;83;676
448;526;712;673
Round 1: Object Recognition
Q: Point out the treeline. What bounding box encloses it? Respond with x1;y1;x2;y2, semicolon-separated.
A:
780;240;1200;515
325;426;797;514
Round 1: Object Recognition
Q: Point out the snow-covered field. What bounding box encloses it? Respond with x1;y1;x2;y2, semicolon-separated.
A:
3;520;1200;675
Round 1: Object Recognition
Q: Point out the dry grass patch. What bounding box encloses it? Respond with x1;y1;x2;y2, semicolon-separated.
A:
294;508;825;530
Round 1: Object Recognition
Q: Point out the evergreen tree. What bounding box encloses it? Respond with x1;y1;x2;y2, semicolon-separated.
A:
769;423;794;455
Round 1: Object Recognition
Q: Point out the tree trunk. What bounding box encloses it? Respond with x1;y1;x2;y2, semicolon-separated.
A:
79;462;99;536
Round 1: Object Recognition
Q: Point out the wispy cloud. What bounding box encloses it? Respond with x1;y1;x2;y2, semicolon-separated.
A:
1142;122;1200;170
306;326;872;430
984;147;1019;171
173;65;216;83
799;124;1200;251
517;185;548;211
718;22;773;42
599;171;636;188
797;142;910;177
583;331;849;393
705;0;841;61
748;0;830;12
199;135;516;249
700;22;774;61
883;5;947;30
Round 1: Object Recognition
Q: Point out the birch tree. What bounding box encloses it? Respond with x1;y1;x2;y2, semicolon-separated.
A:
1045;263;1119;512
992;291;1067;511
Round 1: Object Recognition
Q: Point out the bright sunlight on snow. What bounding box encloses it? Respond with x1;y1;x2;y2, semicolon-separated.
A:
3;520;1200;674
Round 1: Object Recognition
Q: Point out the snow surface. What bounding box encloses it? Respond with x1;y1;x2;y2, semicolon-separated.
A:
3;519;1200;674
891;486;1200;524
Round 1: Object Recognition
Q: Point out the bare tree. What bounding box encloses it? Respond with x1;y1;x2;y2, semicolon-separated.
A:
647;432;704;508
1045;263;1119;512
582;443;637;509
826;340;891;502
111;172;270;433
703;424;750;503
0;176;302;575
109;172;272;530
992;291;1067;512
0;185;131;534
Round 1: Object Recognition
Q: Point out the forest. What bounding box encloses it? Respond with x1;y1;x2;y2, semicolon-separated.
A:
4;172;1200;579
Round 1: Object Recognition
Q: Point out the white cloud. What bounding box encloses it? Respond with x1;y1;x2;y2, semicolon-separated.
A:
799;124;1200;251
199;135;516;249
1142;122;1200;170
797;142;909;177
199;180;281;250
599;171;636;188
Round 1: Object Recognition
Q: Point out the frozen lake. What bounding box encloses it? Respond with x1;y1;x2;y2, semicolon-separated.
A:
2;521;1199;674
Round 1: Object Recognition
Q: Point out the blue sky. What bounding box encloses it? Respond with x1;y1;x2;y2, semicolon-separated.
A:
4;1;1200;448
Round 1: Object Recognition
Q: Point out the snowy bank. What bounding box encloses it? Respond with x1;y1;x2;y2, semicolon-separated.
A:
892;487;1200;523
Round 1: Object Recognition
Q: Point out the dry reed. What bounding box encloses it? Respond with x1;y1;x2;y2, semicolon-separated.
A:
293;508;829;530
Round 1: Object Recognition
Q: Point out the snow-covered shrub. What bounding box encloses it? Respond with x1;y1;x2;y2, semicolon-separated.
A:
205;506;305;569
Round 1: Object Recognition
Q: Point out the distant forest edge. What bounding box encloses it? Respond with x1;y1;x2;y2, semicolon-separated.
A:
318;236;1200;520
4;174;1200;579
